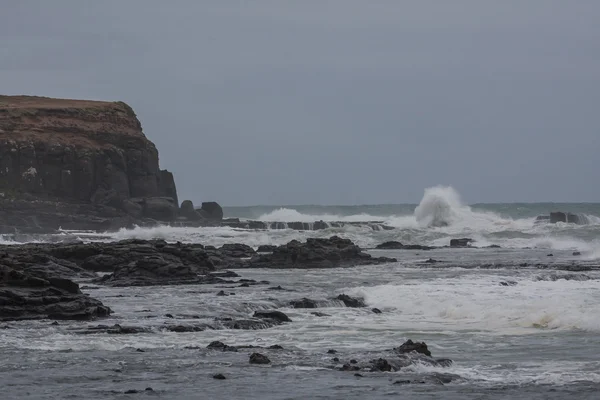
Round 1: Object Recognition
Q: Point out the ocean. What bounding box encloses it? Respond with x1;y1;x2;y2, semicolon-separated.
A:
1;186;600;399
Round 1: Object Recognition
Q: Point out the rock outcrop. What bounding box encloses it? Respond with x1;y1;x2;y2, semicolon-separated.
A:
536;212;590;225
247;236;396;269
0;95;201;233
0;264;110;321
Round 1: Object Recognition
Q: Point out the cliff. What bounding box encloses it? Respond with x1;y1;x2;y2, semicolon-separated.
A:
0;95;184;233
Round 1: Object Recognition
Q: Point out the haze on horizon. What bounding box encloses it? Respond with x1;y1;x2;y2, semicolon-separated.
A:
1;1;599;206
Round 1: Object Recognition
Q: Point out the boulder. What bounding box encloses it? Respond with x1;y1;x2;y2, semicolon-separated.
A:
336;294;365;308
249;353;271;365
450;238;473;248
200;201;224;221
180;199;205;221
253;310;292;323
0;265;111;321
394;339;431;357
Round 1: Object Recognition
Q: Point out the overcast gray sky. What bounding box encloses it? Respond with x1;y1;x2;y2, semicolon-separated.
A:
1;1;599;205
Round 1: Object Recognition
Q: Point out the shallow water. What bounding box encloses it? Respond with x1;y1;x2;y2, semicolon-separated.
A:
2;247;600;399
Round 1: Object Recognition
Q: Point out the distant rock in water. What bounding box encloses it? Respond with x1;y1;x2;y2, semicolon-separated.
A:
536;212;591;225
450;238;473;248
375;241;435;250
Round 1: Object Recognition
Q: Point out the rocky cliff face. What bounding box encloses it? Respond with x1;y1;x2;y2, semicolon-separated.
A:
0;96;174;203
0;95;182;233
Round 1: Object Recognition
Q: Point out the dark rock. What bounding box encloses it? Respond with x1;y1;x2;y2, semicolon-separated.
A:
375;241;404;249
549;212;588;224
0;96;182;233
499;281;517;286
164;325;205;333
0;265;111;321
253;310;291;323
249;353;271;365
165;313;174;318
336;294;365;308
310;312;330;317
213;373;226;380
350;359;358;364
394;339;432;357
333;357;340;362
424;258;439;264
289;297;318;308
327;349;337;354
547;253;554;257
136;348;145;352
207;341;238;352
340;363;360;371
145;387;154;392
573;251;581;256
268;344;284;350
371;308;382;314
142;197;178;220
257;245;277;253
268;285;288;291
248;236;395;269
216;290;227;296
180;200;203;221
354;373;363;377
370;358;395;372
200;202;224;221
219;243;255;258
210;270;240;278
124;389;139;394
402;244;436;250
450;238;473;248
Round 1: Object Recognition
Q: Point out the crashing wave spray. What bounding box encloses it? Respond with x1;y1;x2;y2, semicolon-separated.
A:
414;186;469;227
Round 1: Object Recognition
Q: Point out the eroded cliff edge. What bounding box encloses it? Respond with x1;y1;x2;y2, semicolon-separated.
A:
0;95;192;233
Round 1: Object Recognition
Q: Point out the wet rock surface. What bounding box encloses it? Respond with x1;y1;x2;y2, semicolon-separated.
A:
248;236;396;269
0;264;110;321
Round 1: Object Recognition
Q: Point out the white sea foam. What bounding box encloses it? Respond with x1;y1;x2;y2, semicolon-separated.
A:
348;275;600;334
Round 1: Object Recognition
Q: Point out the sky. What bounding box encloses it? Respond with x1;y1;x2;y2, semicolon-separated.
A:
1;1;599;205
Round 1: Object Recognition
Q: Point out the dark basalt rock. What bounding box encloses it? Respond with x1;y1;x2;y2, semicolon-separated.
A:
0;264;111;321
394;339;432;357
219;243;256;258
257;245;277;253
207;341;238;352
249;352;271;365
450;238;473;248
336;294;365;308
253;310;292;323
289;297;319;308
371;308;382;314
180;200;204;221
375;241;405;249
200;202;224;221
375;241;435;250
213;373;226;380
248;236;396;269
370;358;395;372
